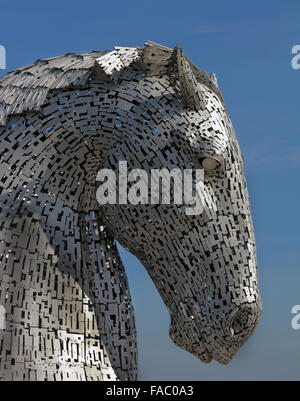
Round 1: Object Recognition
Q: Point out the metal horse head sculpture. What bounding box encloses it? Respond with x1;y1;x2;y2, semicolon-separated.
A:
0;41;262;381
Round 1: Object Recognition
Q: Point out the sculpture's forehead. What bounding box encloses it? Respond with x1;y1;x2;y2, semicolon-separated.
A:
173;93;235;156
146;77;229;135
118;71;239;158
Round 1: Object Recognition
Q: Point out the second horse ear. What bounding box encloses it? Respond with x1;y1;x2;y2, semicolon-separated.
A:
93;46;142;83
171;45;207;111
92;40;173;82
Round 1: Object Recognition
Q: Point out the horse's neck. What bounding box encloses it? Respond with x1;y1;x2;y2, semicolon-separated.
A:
0;85;138;381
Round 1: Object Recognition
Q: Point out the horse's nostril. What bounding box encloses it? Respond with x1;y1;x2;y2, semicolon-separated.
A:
230;308;251;337
225;302;262;343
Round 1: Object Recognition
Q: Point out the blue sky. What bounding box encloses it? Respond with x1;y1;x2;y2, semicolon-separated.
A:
0;0;299;380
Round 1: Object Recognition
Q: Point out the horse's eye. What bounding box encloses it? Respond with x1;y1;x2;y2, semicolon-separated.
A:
199;157;220;171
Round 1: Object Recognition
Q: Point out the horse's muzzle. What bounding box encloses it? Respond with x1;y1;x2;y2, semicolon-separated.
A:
203;301;262;364
169;300;262;365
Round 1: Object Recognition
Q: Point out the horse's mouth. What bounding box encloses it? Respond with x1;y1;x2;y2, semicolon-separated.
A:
196;345;213;364
197;343;236;365
198;351;213;364
211;353;233;365
198;351;233;365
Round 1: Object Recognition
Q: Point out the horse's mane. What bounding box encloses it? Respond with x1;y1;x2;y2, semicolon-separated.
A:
0;41;223;128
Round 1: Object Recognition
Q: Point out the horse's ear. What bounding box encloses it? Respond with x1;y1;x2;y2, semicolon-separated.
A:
209;72;219;88
169;45;207;111
142;40;173;76
142;42;208;110
92;46;142;83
